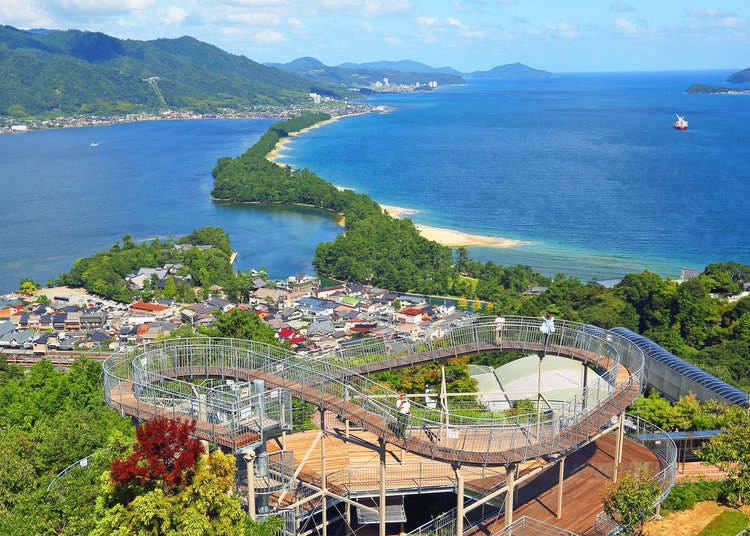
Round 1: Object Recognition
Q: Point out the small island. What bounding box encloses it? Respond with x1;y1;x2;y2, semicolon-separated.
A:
686;83;750;95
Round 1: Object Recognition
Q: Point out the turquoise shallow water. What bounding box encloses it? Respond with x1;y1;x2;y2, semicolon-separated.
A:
1;71;749;293
278;71;750;280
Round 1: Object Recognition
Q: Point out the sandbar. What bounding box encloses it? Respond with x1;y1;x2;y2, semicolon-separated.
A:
265;117;527;250
267;111;371;165
381;204;527;248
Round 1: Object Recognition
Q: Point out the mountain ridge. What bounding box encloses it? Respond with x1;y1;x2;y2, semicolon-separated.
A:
0;26;344;118
265;57;465;88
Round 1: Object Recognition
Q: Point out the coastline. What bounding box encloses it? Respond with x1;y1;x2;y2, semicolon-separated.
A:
267;109;382;165
381;204;528;248
264;118;528;250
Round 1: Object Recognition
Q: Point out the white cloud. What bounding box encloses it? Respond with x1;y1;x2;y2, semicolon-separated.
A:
685;8;745;30
544;21;580;38
686;8;736;19
384;35;401;45
447;18;462;27
57;0;156;11
614;18;638;34
255;29;284;43
417;17;439;26
222;11;282;26
287;17;303;29
362;0;410;17
160;6;188;25
360;22;373;32
610;2;635;13
0;1;54;27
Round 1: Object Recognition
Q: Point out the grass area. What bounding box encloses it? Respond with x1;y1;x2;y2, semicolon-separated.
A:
696;510;748;536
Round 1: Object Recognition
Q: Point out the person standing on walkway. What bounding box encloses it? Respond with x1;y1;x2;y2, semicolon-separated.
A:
539;313;555;357
494;315;506;344
396;393;411;439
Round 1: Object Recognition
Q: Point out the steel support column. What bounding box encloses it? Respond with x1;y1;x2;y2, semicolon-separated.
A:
244;451;256;521
379;437;387;536
504;463;517;527
613;412;625;483
456;465;465;536
557;455;566;519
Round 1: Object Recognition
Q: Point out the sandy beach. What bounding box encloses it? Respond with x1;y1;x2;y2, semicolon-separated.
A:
265;118;527;250
267;111;373;165
381;204;527;248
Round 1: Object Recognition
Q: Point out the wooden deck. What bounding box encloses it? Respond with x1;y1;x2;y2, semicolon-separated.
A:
267;429;536;496
269;430;662;535
475;434;662;535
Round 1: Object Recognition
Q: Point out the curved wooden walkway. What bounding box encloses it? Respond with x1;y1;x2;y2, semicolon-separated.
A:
105;337;640;466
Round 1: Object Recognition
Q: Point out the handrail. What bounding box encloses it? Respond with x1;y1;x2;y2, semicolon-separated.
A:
103;316;645;465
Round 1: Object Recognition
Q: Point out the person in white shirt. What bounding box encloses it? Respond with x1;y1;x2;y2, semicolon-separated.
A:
494;315;506;344
539;313;555;356
396;393;410;438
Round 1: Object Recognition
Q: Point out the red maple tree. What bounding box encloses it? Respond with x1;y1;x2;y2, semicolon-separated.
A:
110;416;205;494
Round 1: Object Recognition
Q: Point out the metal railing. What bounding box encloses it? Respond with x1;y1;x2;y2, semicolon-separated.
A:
492;516;580;536
103;316;645;465
582;414;678;536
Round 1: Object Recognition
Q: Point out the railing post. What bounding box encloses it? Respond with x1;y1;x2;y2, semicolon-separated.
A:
379;437;387;536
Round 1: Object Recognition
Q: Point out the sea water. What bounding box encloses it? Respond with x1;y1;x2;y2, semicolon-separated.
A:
1;71;749;293
0;119;343;293
279;71;750;280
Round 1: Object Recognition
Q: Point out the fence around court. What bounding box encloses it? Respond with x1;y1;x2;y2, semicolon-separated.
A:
103;316;646;466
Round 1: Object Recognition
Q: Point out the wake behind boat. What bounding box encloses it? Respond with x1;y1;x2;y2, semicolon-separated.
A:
673;114;688;130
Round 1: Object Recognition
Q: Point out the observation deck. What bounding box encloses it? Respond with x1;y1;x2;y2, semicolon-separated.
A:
103;316;645;467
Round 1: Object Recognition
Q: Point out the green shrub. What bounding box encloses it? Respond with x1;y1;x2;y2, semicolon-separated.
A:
662;480;722;512
696;509;748;536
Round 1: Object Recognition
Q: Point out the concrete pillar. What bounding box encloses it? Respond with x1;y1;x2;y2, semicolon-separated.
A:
504;464;516;527
557;455;566;519
456;465;465;535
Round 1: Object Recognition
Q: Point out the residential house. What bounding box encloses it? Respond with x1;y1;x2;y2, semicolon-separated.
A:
395;307;426;325
205;297;234;313
80;309;107;330
130;301;171;319
316;285;346;300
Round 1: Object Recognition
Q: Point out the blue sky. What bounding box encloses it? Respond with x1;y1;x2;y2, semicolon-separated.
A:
1;1;747;72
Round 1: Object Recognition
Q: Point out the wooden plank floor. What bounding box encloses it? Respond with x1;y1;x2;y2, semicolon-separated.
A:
267;429;533;495
476;434;663;535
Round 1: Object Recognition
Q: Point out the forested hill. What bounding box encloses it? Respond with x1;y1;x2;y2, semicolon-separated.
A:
265;56;465;88
468;62;550;79
727;67;750;83
0;25;344;118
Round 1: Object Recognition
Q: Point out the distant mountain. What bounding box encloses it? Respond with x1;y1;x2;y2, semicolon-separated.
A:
467;62;550;79
727;67;750;84
337;59;462;76
267;57;464;88
0;26;344;118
